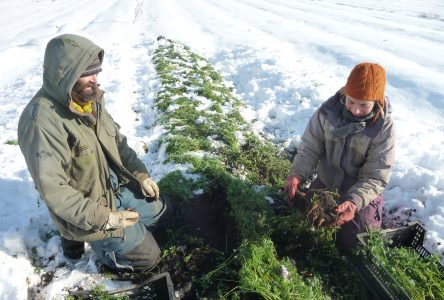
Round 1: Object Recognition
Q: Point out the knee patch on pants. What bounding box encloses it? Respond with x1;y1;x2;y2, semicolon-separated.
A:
122;230;160;272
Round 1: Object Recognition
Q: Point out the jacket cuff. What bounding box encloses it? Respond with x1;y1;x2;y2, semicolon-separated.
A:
97;206;112;230
288;172;304;181
135;172;149;183
347;194;363;211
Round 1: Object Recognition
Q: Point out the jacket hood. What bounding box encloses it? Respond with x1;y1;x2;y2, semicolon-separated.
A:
43;34;104;106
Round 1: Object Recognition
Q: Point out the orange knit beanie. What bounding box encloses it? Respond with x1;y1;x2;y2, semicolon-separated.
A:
344;62;386;108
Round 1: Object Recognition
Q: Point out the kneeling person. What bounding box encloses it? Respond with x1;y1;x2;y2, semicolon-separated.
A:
286;62;395;253
18;34;166;272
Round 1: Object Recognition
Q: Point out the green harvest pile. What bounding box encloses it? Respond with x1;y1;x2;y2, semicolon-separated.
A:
151;37;363;299
358;231;444;299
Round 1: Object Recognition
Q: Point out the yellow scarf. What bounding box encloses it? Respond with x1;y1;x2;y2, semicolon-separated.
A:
72;100;93;114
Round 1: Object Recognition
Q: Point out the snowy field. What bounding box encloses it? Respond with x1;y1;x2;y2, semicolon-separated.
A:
0;0;443;298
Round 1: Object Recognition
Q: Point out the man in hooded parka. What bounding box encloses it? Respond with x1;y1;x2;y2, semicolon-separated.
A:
18;34;167;273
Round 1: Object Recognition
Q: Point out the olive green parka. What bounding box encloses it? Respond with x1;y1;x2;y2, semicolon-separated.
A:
18;34;150;241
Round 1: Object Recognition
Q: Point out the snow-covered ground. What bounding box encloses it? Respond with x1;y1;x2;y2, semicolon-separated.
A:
0;0;443;298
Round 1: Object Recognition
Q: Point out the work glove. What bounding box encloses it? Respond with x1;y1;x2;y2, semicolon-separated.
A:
334;200;357;226
105;210;139;230
142;178;160;200
285;176;301;207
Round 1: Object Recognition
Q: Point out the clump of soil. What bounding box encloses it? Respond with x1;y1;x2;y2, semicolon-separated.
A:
306;190;339;228
27;271;56;299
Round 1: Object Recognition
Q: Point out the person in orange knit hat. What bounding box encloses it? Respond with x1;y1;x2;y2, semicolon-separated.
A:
286;62;396;253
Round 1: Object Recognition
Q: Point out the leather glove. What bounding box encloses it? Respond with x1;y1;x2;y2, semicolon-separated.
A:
334;200;357;226
142;178;160;200
285;176;301;207
105;210;139;230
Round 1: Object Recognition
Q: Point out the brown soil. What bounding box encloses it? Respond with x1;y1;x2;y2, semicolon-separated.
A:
151;191;240;299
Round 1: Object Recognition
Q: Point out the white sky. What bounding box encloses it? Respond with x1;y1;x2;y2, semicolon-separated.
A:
0;0;443;298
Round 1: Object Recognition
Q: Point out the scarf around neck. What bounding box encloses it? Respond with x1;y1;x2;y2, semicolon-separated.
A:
330;105;375;139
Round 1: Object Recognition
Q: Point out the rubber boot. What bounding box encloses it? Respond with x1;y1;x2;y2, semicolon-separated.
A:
61;236;85;260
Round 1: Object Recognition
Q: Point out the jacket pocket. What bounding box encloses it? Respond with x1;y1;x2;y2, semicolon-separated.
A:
102;117;117;138
71;139;95;168
68;136;97;191
100;117;121;161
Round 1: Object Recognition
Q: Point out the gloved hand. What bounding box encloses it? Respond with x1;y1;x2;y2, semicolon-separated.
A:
285;176;301;207
142;178;160;200
334;200;357;226
105;210;139;230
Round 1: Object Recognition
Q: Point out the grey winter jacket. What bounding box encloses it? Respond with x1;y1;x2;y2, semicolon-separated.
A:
18;34;150;241
290;91;396;210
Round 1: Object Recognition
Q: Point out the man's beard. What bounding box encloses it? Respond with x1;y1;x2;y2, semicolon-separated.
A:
72;81;100;102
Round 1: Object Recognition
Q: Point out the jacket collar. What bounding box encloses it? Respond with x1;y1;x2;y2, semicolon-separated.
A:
320;90;391;138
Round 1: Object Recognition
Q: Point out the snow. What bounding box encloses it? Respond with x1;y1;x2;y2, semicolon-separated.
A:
0;0;443;298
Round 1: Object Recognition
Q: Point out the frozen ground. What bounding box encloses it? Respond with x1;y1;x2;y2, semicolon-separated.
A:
0;0;443;298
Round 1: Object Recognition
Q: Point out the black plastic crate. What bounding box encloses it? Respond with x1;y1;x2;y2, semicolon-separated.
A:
354;222;444;300
114;272;175;299
69;272;175;299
